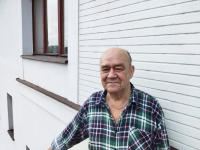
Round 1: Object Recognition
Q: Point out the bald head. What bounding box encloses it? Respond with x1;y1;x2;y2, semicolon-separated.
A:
100;47;132;68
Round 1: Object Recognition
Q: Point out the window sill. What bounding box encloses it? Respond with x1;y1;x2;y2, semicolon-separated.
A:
16;78;80;111
21;55;68;64
7;129;14;141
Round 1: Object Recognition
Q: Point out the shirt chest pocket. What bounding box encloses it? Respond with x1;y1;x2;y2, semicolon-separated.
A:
128;127;153;150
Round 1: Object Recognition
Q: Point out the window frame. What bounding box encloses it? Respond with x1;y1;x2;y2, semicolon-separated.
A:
32;0;66;56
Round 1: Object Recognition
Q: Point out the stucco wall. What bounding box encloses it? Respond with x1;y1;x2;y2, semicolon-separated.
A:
0;0;88;149
0;0;25;149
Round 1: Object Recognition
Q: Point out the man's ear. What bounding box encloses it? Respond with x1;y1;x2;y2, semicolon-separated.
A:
130;65;135;78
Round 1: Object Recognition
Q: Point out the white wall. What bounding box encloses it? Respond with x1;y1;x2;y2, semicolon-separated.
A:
0;0;24;149
78;0;200;149
17;83;88;150
0;0;88;149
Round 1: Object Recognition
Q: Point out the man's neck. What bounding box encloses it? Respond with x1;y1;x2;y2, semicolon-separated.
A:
106;85;132;124
106;85;132;108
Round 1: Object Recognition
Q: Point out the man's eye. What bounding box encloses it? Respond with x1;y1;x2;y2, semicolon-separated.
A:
102;68;109;72
115;68;123;71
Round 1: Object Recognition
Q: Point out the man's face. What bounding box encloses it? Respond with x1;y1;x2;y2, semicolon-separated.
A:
100;49;134;94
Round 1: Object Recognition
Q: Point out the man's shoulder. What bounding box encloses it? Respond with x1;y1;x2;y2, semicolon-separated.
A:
133;87;161;109
134;88;155;100
133;87;164;121
83;90;104;106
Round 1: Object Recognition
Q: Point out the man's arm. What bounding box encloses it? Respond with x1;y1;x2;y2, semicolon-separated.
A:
154;110;170;150
50;102;88;150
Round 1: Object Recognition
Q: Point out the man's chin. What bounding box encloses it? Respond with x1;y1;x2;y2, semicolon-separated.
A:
106;87;120;94
106;82;120;87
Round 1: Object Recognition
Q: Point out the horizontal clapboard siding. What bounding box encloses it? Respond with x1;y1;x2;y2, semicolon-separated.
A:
79;0;198;17
78;0;200;149
79;34;200;45
79;45;200;54
80;23;200;40
80;12;200;34
79;0;200;23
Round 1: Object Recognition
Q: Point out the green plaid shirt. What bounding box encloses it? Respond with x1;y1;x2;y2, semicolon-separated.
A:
52;84;170;150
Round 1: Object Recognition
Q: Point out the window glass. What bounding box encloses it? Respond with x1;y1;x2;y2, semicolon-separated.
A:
34;0;43;53
33;0;67;55
64;0;68;54
47;0;58;53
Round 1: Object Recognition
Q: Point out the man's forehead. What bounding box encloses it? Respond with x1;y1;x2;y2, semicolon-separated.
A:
101;53;126;63
100;62;125;68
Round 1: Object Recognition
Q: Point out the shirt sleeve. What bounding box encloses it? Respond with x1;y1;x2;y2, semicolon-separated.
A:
154;108;171;150
51;104;88;150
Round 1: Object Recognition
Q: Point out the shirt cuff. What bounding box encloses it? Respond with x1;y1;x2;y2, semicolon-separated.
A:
51;138;60;150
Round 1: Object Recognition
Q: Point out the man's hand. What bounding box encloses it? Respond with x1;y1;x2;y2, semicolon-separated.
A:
47;147;52;150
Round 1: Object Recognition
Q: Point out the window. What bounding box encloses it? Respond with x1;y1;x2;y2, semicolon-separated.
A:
7;93;14;141
32;0;68;56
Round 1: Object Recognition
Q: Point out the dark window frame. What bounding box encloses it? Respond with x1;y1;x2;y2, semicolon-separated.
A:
32;0;66;56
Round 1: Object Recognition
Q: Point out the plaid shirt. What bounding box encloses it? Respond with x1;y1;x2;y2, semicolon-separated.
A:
51;84;170;150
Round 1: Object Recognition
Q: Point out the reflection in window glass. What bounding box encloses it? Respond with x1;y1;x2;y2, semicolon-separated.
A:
33;0;43;53
47;0;58;53
64;0;68;54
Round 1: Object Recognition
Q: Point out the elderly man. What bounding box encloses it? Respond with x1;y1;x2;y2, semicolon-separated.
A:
48;47;170;150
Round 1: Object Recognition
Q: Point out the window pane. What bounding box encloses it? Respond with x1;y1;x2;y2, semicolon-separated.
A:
33;0;43;53
47;0;58;53
64;0;68;54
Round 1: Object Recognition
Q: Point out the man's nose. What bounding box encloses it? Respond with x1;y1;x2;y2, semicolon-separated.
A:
107;68;116;78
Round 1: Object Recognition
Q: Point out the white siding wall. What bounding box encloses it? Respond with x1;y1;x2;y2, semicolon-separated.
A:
78;0;200;149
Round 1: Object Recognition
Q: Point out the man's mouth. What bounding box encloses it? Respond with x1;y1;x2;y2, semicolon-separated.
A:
107;82;119;84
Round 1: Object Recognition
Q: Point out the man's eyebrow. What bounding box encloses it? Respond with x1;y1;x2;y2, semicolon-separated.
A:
115;64;125;67
101;64;125;68
101;65;109;68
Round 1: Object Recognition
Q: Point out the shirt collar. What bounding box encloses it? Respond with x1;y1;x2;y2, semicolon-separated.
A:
95;90;107;106
129;83;138;106
95;83;138;106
